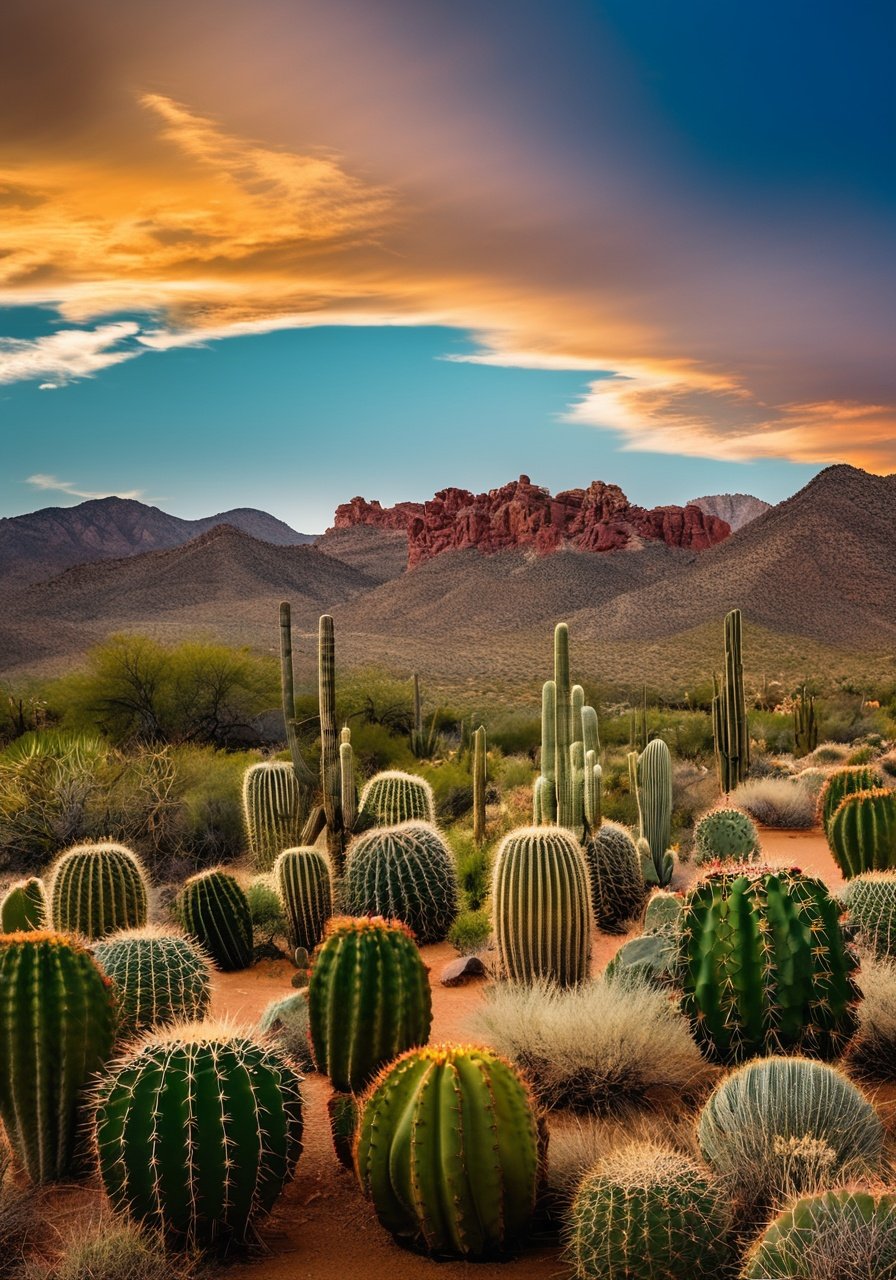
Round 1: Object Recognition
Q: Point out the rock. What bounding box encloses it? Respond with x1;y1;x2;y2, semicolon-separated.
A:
689;492;771;532
333;496;423;531
440;954;487;986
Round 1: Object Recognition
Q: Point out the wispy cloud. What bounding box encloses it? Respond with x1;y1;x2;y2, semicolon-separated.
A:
25;474;146;501
0;322;142;387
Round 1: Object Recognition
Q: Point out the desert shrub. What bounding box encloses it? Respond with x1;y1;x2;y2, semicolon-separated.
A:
340;719;415;775
0;1139;33;1277
850;956;896;1079
258;992;314;1071
448;908;491;955
848;744;880;765
807;742;852;766
164;745;250;870
245;875;289;951
474;977;715;1115
486;711;541;757
880;749;896;778
414;758;474;820
671;761;719;834
796;766;833;799
28;1219;199;1280
731;777;816;828
749;710;798;754
446;830;491;909
493;753;536;791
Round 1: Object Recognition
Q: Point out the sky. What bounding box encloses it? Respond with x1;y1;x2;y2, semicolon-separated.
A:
1;0;893;531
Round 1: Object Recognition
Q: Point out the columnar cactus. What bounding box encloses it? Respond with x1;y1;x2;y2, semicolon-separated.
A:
94;1026;304;1245
693;806;761;864
630;738;673;885
492;825;592;985
355;1044;539;1260
343;821;459;944
0;932;117;1182
318;613;347;868
712;607;750;794
242;760;302;870
742;1189;896;1278
278;599;315;797
841;871;896;957
533;623;601;832
0;876;46;932
677;867;859;1062
582;821;644;933
92;926;212;1035
828;788;896;877
273;847;333;952
472;724;487;846
308;917;432;1093
50;842;148;941
792;685;818;758
569;1142;733;1280
339;727;357;832
819;764;881;832
358;770;436;827
177;868;253;971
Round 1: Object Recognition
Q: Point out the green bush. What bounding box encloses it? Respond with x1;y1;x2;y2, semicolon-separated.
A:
245;876;289;951
450;830;491;909
448;908;492;955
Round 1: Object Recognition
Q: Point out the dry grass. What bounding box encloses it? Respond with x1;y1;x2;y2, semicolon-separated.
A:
23;1218;201;1280
0;1141;35;1278
546;1111;699;1207
732;777;817;828
850;956;896;1080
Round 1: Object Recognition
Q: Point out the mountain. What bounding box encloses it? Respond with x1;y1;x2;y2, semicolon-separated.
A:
689;493;771;531
0;496;314;587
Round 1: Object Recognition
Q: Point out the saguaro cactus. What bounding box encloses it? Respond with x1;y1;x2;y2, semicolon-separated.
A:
828;788;896;877
94;1026;304;1245
0;876;46;932
472;724;487;846
50;842;148;941
355;1044;539;1259
92;926;212;1035
629;738;673;885
177;868;253;971
273;846;333;952
278;599;315;794
358;770;436;827
712;608;749;794
242;760;303;870
792;685;818;758
343;821;459;943
533;623;601;833
0;932;117;1182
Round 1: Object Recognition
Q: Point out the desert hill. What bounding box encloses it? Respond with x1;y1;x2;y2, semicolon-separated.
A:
689;493;771;531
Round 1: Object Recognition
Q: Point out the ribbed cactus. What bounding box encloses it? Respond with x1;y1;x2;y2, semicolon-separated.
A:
533;624;601;832
792;685;818;758
343;821;459;944
355;1044;539;1259
492;825;592;985
712;607;750;794
308;917;432;1093
0;876;46;932
819;764;881;832
0;932;117;1182
94;1026;304;1245
842;871;896;957
92;926;211;1035
242;760;302;870
340;726;357;832
582;821;644;933
472;725;487;846
693;806;761;865
742;1189;896;1278
358;769;436;827
273;846;332;952
177;868;253;971
569;1142;733;1280
629;739;673;885
828;788;896;877
278;600;315;795
50;842;148;941
677;867;859;1062
318;613;347;869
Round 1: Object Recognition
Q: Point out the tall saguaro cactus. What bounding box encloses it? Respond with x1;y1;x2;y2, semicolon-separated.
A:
472;725;487;846
629;739;674;886
278;601;315;796
534;623;601;834
712;608;750;794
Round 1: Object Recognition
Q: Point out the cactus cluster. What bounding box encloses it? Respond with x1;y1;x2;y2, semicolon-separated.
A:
94;1025;304;1245
242;760;303;870
50;842;148;941
828;787;896;877
792;684;819;758
582;820;644;933
343;821;459;944
677;867;859;1062
177;868;253;971
742;1189;896;1278
358;769;436;827
492;826;592;985
693;806;761;865
273;846;332;952
93;926;212;1035
0;876;46;932
355;1044;539;1260
842;871;896;957
629;738;674;885
533;623;601;832
712;607;750;794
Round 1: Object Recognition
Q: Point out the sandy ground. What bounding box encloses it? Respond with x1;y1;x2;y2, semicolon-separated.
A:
31;828;891;1280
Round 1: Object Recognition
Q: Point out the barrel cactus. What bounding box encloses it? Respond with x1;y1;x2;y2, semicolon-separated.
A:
0;876;46;932
242;760;302;870
355;1044;539;1259
693;806;760;864
0;931;117;1182
308;916;432;1094
582;821;644;933
273;846;332;952
50;842;148;941
677;866;859;1062
828;788;896;877
569;1142;733;1279
742;1188;896;1278
177;868;253;971
819;765;882;832
842;872;896;957
358;770;436;827
343;821;459;944
492;826;592;986
92;926;211;1035
94;1026;304;1245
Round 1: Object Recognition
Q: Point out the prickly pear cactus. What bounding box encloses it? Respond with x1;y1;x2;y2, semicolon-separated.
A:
828;788;896;877
92;926;211;1035
242;760;302;870
582;821;644;934
841;871;896;957
177;868;253;971
604;932;675;987
693;806;760;865
343;821;459;944
742;1188;896;1278
355;1044;539;1259
643;889;682;935
0;876;46;932
358;770;436;827
274;846;332;952
50;842;148;940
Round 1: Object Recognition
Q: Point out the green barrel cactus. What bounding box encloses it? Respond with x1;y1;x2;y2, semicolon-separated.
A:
698;1056;883;1213
693;806;761;864
842;871;896;957
492;825;592;986
819;764;881;832
242;760;302;870
356;1044;539;1260
569;1142;733;1279
308;916;432;1093
94;1026;304;1246
50;842;148;941
630;739;673;885
177;868;253;971
0;931;118;1182
273;846;332;951
582;821;644;934
828;788;896;877
742;1188;896;1278
343;821;459;944
677;866;859;1062
358;769;436;827
643;889;682;934
0;876;46;932
92;926;211;1035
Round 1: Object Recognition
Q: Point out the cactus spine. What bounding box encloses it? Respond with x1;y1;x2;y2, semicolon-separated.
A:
355;1044;539;1259
343;821;459;943
472;724;487;846
582;820;644;934
712;608;749;794
273;846;333;952
0;932;117;1182
94;1026;304;1245
242;760;302;870
358;770;436;827
792;684;818;758
492;825;592;985
819;765;881;833
177;868;253;971
0;876;46;932
841;871;896;957
630;739;674;885
742;1189;896;1278
828;788;896;877
693;806;761;865
92;926;211;1034
50;842;148;941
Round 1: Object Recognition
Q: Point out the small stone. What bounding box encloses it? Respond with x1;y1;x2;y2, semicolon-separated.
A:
440;955;486;986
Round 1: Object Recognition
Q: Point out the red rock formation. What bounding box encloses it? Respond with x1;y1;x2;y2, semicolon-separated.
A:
333;476;729;567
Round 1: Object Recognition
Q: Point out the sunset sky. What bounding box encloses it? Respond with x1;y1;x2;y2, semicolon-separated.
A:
1;0;893;530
